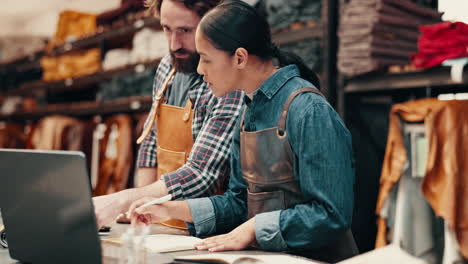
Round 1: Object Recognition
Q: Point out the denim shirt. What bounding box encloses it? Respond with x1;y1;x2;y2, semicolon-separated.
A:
187;65;355;252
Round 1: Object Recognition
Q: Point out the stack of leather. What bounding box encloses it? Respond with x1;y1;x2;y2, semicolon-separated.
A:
338;0;442;77
41;10;101;81
47;10;97;50
40;49;101;81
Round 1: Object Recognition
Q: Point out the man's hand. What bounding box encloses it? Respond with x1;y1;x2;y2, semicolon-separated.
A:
93;192;128;228
194;217;257;252
93;178;169;228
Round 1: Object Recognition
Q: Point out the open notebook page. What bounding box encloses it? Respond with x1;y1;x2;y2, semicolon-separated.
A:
176;253;323;264
102;234;202;253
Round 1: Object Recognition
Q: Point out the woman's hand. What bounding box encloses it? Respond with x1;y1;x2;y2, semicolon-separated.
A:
127;197;171;226
195;217;257;252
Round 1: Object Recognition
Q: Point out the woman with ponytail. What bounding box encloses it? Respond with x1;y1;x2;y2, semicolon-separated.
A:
128;1;357;262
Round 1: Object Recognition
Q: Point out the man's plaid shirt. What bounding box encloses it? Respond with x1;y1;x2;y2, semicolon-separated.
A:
137;55;244;200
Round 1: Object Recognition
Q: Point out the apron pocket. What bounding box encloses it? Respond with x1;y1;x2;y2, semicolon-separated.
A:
156;147;187;178
247;189;285;219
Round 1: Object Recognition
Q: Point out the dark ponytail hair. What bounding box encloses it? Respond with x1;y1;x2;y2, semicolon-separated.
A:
199;0;320;89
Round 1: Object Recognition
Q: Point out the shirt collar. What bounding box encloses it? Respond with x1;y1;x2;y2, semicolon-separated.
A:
255;65;300;100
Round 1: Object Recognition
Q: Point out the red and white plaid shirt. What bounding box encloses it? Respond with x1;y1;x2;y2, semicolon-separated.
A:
137;55;244;200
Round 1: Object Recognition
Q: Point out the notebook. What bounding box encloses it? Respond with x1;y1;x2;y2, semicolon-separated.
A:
102;234;202;253
175;245;426;264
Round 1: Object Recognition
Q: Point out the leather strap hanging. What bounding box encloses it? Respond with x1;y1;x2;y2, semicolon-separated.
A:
136;69;176;144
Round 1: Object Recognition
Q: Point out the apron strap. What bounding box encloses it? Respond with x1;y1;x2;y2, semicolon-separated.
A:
277;87;324;137
136;69;176;144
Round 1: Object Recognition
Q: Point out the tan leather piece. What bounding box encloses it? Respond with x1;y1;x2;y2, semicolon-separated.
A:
40;48;101;81
376;98;468;258
136;70;194;230
94;114;133;196
375;217;388;248
30;115;84;150
0;123;27;149
48;10;97;50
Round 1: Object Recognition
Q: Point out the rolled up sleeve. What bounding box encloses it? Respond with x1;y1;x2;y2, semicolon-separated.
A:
186;198;216;237
255;210;289;251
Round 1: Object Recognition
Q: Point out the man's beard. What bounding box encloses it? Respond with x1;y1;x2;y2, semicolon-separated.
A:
170;49;200;73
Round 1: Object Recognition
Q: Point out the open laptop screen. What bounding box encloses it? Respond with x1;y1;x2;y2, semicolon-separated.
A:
0;149;101;264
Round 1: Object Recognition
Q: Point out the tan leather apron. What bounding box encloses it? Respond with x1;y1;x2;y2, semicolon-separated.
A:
137;69;193;230
240;88;358;262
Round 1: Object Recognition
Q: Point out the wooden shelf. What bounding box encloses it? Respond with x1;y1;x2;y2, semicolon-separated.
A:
0;16;161;73
0;96;152;120
0;51;44;73
273;24;323;46
8;59;161;96
344;66;468;94
48;17;161;56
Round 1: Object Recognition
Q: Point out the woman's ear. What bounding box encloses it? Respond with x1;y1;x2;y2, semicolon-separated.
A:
234;48;248;69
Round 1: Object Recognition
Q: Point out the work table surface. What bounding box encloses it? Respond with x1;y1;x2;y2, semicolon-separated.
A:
0;218;316;264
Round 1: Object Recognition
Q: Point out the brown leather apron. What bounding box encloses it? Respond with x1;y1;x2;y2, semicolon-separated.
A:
240;88;358;262
137;69;194;230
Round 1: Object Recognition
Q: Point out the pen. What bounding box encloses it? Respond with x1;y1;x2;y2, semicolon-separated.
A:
139;194;172;209
124;194;173;219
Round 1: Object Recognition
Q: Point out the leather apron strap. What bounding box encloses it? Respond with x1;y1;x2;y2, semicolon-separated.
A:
277;87;324;136
136;68;176;144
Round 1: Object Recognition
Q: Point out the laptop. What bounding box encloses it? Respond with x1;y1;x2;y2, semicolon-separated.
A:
0;149;101;264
